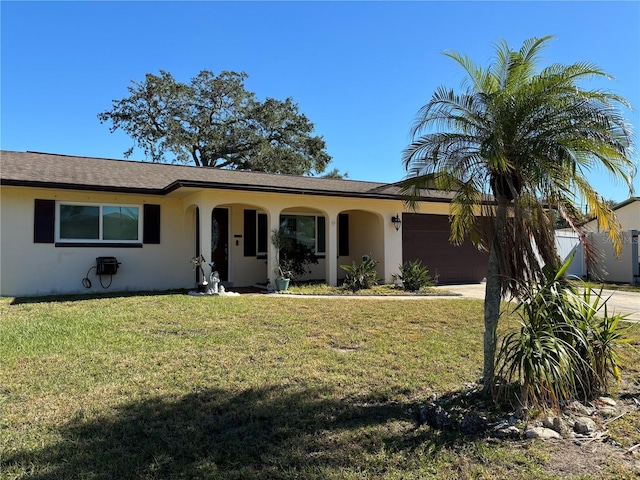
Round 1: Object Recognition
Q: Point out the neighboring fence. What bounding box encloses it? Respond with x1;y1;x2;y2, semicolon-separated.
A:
555;231;587;279
556;230;639;283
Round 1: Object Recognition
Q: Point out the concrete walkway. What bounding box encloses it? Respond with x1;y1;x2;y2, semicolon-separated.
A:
281;283;639;322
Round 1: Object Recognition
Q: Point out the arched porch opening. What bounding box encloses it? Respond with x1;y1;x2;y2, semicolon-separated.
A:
278;206;328;284
223;202;270;288
336;209;385;284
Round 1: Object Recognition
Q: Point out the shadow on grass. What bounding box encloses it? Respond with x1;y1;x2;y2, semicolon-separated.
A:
9;289;190;305
3;386;460;479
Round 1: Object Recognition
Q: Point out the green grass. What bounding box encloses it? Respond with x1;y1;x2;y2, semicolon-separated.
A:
1;294;638;479
288;282;444;296
568;280;640;293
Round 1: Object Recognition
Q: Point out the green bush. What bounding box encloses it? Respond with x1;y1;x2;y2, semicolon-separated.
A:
341;254;382;292
271;228;318;280
393;259;433;291
572;286;632;396
496;255;633;411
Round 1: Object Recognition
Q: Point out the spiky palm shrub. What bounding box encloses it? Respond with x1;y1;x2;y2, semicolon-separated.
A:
341;255;382;292
497;257;633;411
394;259;434;291
497;260;588;410
571;286;632;397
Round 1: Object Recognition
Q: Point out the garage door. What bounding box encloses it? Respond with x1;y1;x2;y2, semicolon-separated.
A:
402;213;488;284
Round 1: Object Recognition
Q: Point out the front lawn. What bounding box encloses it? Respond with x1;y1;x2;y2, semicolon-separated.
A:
1;294;638;479
287;283;444;296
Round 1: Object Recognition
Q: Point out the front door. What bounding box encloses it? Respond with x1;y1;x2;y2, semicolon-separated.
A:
211;208;229;281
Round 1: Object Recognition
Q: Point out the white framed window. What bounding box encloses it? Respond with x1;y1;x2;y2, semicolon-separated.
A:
57;202;141;243
280;214;326;255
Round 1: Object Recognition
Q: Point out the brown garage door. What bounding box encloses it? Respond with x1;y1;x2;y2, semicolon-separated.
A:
402;213;488;284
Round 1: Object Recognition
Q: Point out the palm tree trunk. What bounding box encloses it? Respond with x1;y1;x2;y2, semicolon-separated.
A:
482;246;501;395
482;200;506;397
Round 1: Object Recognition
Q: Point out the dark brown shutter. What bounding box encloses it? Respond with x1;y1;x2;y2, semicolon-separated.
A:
34;199;55;243
244;209;257;256
257;213;268;253
338;213;349;256
143;204;161;244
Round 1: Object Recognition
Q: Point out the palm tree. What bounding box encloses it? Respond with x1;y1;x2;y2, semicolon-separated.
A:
401;36;636;396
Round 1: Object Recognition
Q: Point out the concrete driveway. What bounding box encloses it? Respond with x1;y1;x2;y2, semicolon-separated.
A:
285;283;639;322
436;283;640;322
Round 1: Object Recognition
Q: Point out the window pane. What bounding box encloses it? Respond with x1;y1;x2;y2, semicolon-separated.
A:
280;214;318;252
295;216;316;250
103;206;139;240
280;215;297;238
60;205;99;239
317;216;326;253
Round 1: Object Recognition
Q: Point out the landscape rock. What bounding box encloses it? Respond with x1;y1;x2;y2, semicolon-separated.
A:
542;416;567;435
597;396;617;407
574;417;597;435
542;417;555;429
567;401;593;416
460;412;488;434
554;417;567;434
420;403;454;429
494;423;521;439
598;406;618;418
525;426;561;440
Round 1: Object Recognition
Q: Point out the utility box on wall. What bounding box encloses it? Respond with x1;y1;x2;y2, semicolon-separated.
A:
96;257;120;275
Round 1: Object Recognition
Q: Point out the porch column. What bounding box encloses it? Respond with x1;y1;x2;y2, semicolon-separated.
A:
326;213;339;286
268;207;282;287
198;201;216;282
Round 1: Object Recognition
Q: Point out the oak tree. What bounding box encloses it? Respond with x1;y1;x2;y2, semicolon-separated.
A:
98;70;332;175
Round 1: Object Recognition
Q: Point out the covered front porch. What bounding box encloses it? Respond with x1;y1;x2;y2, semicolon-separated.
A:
181;190;404;290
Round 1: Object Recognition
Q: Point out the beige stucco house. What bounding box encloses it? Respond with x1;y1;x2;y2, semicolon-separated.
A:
0;151;488;297
588;197;639;232
585;197;639;283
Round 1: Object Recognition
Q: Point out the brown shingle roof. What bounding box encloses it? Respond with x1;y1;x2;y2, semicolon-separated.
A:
0;150;453;201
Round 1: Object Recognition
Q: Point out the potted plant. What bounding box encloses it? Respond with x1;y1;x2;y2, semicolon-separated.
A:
271;228;292;291
274;266;292;292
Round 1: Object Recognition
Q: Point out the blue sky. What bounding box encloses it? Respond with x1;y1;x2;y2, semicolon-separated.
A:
2;1;639;204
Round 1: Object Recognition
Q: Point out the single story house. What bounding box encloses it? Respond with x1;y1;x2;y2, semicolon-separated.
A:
557;197;639;283
589;197;639;232
0;151;488;297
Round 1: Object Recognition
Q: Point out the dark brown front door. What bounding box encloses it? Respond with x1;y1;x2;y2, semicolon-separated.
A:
211;208;229;281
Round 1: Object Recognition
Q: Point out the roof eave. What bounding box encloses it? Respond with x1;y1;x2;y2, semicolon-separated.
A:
0;179;165;196
613;196;640;211
1;177;458;203
166;180;417;200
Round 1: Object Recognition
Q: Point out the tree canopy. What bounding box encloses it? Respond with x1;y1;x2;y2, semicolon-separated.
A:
401;36;636;395
98;70;333;175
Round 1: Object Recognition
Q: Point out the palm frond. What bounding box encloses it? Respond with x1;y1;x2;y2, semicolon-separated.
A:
443;50;491;93
402;36;635;297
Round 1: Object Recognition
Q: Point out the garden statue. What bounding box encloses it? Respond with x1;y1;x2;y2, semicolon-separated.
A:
190;255;208;292
188;256;238;297
209;262;220;294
